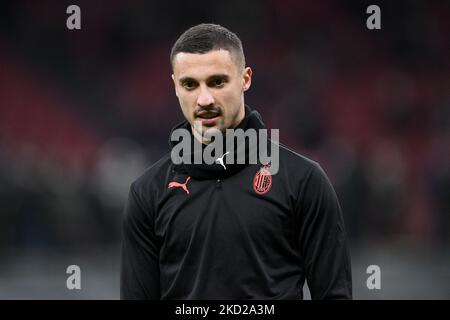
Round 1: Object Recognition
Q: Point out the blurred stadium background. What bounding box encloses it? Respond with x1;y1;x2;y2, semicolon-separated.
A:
0;0;449;299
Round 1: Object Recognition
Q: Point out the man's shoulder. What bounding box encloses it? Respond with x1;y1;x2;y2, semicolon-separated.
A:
276;143;338;206
276;141;321;177
130;151;173;194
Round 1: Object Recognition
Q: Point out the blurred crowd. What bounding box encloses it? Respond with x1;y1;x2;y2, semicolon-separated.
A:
0;0;449;256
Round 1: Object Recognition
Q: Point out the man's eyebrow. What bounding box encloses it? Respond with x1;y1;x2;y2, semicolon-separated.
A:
178;74;230;84
179;76;197;84
207;74;230;81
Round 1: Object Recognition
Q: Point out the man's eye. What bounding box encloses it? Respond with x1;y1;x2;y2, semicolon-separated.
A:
183;81;197;90
211;78;225;87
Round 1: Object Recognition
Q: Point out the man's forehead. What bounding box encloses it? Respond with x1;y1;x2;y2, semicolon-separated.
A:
173;49;237;77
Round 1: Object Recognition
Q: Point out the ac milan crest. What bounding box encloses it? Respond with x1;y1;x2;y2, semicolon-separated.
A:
253;163;272;195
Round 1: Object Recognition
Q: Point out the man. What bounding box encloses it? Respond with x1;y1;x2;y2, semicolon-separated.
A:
120;23;352;299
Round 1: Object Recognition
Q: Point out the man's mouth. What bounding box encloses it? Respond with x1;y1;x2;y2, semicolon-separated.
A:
198;113;218;119
196;110;221;118
196;110;221;125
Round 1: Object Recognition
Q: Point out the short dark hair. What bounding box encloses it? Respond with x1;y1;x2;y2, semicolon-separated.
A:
170;23;245;70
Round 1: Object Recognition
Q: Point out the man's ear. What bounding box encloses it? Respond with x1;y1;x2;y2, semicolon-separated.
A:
243;67;252;92
172;74;178;97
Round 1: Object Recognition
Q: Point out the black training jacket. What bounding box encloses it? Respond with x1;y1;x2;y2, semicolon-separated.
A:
120;106;352;299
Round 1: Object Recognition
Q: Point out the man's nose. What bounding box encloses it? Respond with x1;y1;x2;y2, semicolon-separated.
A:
196;86;215;107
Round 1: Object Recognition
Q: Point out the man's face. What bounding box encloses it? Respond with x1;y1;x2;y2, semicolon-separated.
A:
172;49;252;142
